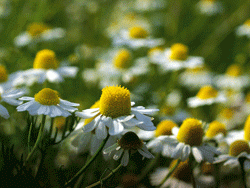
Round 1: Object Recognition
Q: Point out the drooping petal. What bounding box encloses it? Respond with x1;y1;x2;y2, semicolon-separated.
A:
96;121;107;139
192;147;203;163
113;149;123;160
109;120;124;135
0;104;10;119
121;150;129;166
76;108;100;119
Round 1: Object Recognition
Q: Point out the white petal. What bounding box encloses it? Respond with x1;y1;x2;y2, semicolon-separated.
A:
16;100;35;111
46;70;63;83
57;67;78;77
0;104;10;119
76;108;99;119
109;120;124;135
2;98;23;106
82;115;100;132
96;121;107;139
113;149;123;160
171;142;185;160
18;97;34;101
138;145;154;158
121;150;129;166
103;143;119;154
192;147;203;163
182;145;191;161
59;99;79;107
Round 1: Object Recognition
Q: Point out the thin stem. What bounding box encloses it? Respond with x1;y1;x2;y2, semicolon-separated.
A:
189;155;196;188
63;135;110;187
27;115;34;152
86;164;123;188
25;115;46;164
138;153;160;182
157;159;181;188
239;157;247;188
214;163;220;188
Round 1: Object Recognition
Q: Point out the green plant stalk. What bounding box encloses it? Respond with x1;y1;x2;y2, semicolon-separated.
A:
25;114;46;164
157;159;181;187
63;135;110;187
189;155;196;188
86;164;123;188
239;157;247;188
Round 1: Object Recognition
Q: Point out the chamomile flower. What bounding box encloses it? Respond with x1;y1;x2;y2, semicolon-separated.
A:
205;120;227;139
215;64;250;91
235;19;250;38
112;26;164;49
196;0;223;16
0;88;25;119
150;43;204;72
188;85;226;108
76;85;158;140
160;118;221;163
133;0;167;12
15;49;78;85
0;65;21;90
14;22;66;47
17;88;79;117
150;160;192;188
215;140;250;170
103;131;154;166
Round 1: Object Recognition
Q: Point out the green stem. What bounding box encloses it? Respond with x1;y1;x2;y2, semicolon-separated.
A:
25;115;46;164
138;153;160;182
239;157;247;188
27;116;34;152
63;135;110;187
214;163;220;188
189;155;196;188
86;164;123;188
157;159;181;188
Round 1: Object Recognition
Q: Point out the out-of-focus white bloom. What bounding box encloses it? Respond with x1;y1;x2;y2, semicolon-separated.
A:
0;0;11;18
133;0;167;12
188;85;226;108
179;67;213;90
236;19;250;38
215;64;250;91
14;49;78;86
14;23;66;47
112;26;164;49
150;43;204;72
196;0;223;16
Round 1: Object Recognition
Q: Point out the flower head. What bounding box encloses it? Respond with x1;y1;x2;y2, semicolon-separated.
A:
113;49;132;69
17;88;79;117
0;65;8;83
129;26;148;39
205;121;226;138
169;43;189;61
27;22;50;37
33;49;59;70
155;120;177;137
244;115;250;141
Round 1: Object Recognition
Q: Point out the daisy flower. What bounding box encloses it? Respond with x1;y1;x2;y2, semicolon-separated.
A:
76;85;158;140
215;64;250;91
187;85;226;108
150;43;204;72
205;120;227;140
196;0;223;16
159;118;221;163
14;49;78;85
133;0;167;12
235;19;250;38
0;65;22;90
112;26;164;49
103;131;154;166
14;22;66;48
0;88;25;119
214;140;250;170
17;88;79;117
150;160;193;188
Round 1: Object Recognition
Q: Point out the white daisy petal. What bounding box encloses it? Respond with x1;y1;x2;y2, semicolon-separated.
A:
76;108;99;119
103;143;119;154
46;70;63;83
192;147;203;163
17;100;35;111
82;115;101;132
57;67;78;77
182;145;191;161
109;120;124;135
121;150;129;166
138;145;154;158
0;104;10;119
113;149;123;160
96;121;107;139
59;99;79;107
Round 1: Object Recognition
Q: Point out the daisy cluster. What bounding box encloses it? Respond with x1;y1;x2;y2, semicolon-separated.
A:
1;0;250;187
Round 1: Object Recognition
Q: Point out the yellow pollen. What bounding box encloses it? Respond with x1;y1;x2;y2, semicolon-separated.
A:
169;159;191;182
129;26;148;39
245;92;250;103
196;85;218;99
229;140;250;157
244;115;250;141
0;65;8;83
84;100;100;125
177;118;203;146
27;22;50;37
226;64;242;77
187;67;204;74
34;88;60;105
99;86;131;118
205;121;226;138
118;132;143;150
244;19;250;27
219;108;234;119
169;43;189;61
54;116;66;132
113;49;132;69
33;49;59;70
154;120;177;137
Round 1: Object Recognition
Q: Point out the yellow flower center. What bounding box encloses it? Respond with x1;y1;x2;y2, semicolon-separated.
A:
201;162;214;175
244;115;250;141
54;116;66;131
187;67;204;74
99;86;131;118
84;100;100;125
159;105;176;116
118;131;143;150
244;19;250;27
33;49;59;70
0;65;8;83
226;64;242;77
170;159;191;182
113;49;132;69
27;22;50;37
229;140;250;157
177;118;203;146
148;46;164;56
205;121;226;138
219;108;234;119
154;120;177;137
34;88;60;105
169;43;189;61
129;26;148;39
196;85;218;99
